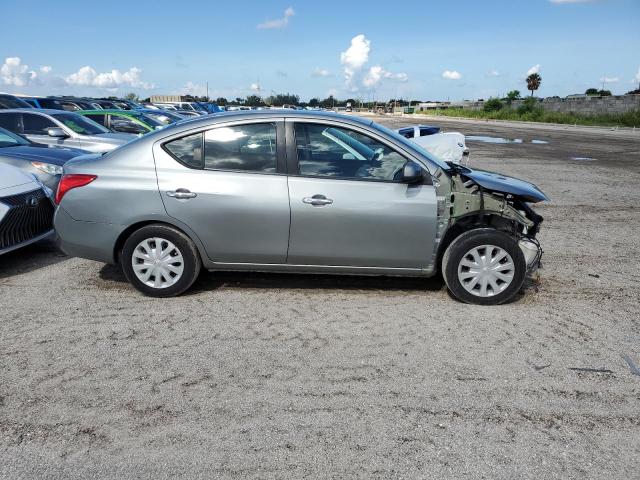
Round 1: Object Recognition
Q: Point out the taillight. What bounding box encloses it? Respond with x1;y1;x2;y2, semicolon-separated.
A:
55;174;97;204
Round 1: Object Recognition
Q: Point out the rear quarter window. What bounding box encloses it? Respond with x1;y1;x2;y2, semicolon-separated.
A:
163;132;204;168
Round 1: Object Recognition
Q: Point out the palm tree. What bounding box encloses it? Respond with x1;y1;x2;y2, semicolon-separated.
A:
526;73;541;97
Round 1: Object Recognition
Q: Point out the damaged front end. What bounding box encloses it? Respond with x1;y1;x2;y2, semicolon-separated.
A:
432;162;547;274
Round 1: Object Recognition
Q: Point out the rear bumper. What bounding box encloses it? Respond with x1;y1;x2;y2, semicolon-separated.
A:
53;206;123;264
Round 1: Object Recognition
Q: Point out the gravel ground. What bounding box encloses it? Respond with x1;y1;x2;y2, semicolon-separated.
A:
1;116;639;479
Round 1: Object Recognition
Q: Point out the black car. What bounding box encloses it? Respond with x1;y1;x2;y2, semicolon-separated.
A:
0;93;33;109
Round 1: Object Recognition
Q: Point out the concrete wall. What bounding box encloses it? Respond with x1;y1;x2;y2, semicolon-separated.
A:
464;95;640;115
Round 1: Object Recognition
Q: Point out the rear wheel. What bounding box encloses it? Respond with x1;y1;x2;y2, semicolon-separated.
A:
442;228;526;305
121;224;201;297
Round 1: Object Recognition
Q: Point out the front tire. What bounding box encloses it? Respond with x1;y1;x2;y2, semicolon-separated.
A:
121;224;201;297
442;228;526;305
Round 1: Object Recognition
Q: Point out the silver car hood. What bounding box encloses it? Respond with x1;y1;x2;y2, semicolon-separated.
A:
0;164;37;191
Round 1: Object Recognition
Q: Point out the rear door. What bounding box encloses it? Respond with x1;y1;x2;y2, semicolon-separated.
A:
154;119;290;264
286;120;438;269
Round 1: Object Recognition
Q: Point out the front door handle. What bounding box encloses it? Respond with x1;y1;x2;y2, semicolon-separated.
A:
166;188;197;199
302;194;333;206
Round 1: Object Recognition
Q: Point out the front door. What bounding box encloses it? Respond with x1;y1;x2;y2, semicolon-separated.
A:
286;121;438;269
154;120;290;264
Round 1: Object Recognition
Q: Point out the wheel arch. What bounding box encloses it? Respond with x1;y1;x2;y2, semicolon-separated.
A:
436;213;522;275
113;218;208;266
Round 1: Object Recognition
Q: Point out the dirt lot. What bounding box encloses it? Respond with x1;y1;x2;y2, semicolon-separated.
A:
1;116;639;479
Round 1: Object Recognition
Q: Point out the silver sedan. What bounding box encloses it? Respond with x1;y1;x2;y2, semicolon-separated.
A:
0;109;136;153
53;111;547;304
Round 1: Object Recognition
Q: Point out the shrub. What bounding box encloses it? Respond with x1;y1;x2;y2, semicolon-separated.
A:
483;98;503;112
517;97;539;114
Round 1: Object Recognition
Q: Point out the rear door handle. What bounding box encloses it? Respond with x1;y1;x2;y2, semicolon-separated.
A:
302;194;333;206
166;188;197;199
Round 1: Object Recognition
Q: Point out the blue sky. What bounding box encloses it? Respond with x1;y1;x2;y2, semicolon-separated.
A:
1;0;639;101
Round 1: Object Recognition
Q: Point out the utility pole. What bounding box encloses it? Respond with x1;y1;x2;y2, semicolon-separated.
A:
206;82;209;101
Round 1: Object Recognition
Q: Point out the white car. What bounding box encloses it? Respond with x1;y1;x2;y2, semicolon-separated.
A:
398;125;469;164
0;164;55;255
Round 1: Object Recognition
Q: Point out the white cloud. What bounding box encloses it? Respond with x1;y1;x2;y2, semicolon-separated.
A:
442;70;462;80
181;81;206;96
526;64;541;76
257;6;295;29
39;65;52;74
599;76;619;84
312;68;332;77
363;65;407;87
340;34;371;88
1;57;38;87
549;0;597;3
66;66;153;89
339;34;406;91
487;69;501;77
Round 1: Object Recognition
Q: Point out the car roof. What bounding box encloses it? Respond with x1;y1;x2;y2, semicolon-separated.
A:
78;109;138;115
0;108;79;116
167;110;375;130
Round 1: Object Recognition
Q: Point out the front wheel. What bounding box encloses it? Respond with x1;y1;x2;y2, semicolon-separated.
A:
442;228;526;305
121;224;201;297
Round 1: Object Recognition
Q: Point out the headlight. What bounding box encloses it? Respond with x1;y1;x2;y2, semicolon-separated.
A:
31;161;63;176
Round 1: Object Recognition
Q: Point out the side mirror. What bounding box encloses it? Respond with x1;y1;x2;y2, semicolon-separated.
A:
401;162;424;184
47;127;68;138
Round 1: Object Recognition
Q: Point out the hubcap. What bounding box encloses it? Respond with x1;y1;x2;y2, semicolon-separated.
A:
131;237;184;289
457;245;515;297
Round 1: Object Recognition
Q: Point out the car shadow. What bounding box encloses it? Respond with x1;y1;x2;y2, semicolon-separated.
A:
98;263;444;293
0;239;69;279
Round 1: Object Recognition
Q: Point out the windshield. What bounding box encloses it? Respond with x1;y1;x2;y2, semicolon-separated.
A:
0;126;31;147
144;111;180;125
132;113;164;128
51;112;110;135
372;121;450;171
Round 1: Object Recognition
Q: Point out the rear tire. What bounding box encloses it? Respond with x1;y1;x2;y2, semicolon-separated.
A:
121;224;201;297
442;228;526;305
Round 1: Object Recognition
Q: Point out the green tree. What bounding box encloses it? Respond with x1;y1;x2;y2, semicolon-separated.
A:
517;96;539;114
526;73;541;97
308;98;319;107
598;89;612;97
215;97;228;105
245;95;263;107
319;95;336;108
585;88;599;96
505;90;521;105
124;92;139;102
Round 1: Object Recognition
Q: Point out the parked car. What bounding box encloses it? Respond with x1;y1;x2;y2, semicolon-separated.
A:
172;110;201;118
153;101;208;114
0;126;84;189
54;111;547;304
77;109;166;134
0;164;55;255
0;109;136;153
398;125;469;164
142;109;187;125
0;93;33;109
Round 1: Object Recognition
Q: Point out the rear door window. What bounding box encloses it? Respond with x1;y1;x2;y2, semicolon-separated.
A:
85;114;107;127
22;113;56;134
